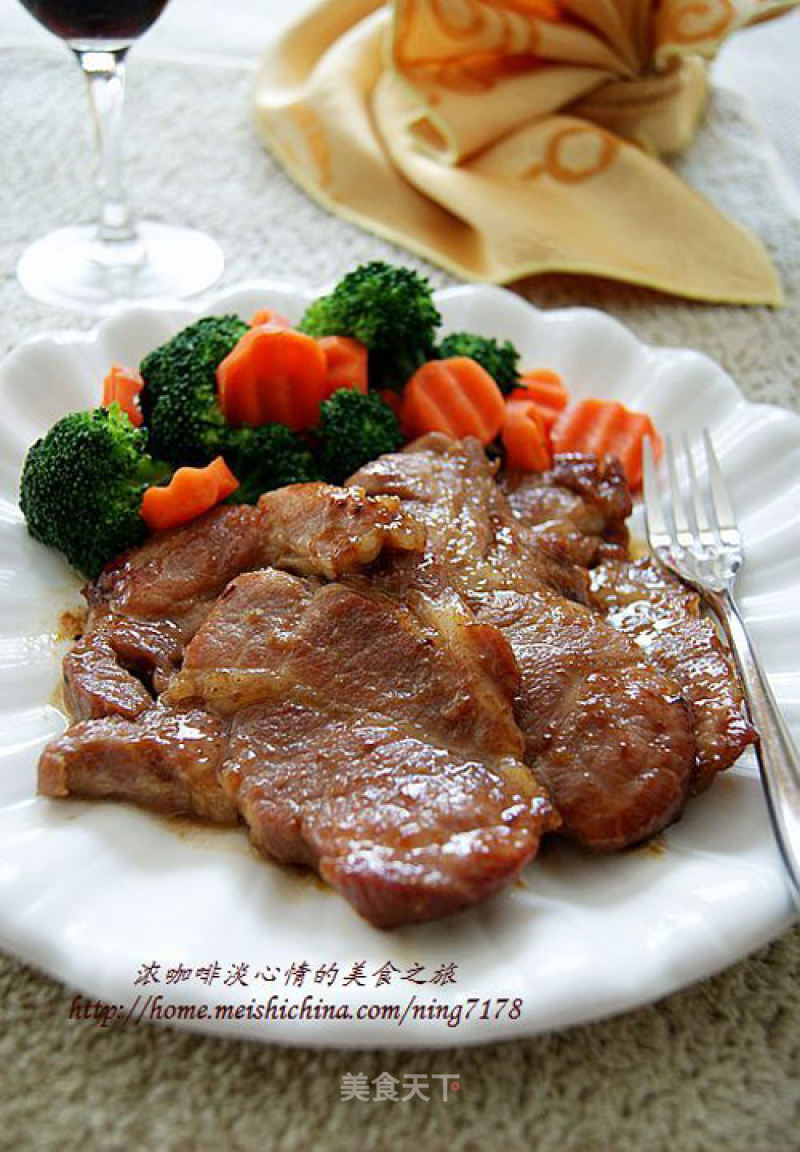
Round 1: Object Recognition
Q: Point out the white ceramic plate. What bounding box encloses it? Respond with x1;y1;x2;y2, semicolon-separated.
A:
0;282;798;1049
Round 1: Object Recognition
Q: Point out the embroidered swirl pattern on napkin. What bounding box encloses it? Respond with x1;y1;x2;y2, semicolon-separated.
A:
254;0;797;302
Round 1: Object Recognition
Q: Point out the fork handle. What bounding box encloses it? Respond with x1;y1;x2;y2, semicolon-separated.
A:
709;589;800;913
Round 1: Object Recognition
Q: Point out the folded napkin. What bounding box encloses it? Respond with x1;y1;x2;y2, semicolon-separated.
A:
254;0;797;303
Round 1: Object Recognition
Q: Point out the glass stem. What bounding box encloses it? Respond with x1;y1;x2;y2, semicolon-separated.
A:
73;45;143;257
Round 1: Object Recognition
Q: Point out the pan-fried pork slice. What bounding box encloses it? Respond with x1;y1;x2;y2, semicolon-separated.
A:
350;435;696;851
590;557;756;791
89;486;423;637
64;504;269;721
63;632;157;722
167;567;557;927
501;453;755;790
500;453;631;566
88;504;268;639
256;483;425;580
172;568;525;761
226;700;550;929
43;478;550;925
63;617;183;721
474;588;694;849
67;485;425;722
38;706;234;823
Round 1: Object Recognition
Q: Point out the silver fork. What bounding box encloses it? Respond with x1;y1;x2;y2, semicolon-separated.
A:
643;431;800;911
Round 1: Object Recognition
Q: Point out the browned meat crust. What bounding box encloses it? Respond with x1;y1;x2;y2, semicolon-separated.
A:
350;436;696;851
89;504;270;639
256;483;425;579
63;616;183;721
90;487;423;635
501;453;632;565
502;451;756;794
41;484;557;928
63;631;156;722
165;567;557;927
62;504;271;722
68;487;425;723
171;569;525;762
37;446;753;925
38;706;235;824
227;700;552;929
589;557;756;791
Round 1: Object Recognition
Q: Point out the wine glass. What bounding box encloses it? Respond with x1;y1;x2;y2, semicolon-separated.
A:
16;0;224;313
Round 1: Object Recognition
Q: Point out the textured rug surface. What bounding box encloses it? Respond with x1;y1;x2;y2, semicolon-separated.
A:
0;38;798;1152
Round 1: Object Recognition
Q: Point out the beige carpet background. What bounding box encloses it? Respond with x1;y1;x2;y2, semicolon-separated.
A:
0;37;798;1152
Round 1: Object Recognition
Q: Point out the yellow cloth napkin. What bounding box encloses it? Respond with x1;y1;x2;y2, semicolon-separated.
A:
254;0;797;304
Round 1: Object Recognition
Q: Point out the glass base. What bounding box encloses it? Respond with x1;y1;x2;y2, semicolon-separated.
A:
17;221;224;314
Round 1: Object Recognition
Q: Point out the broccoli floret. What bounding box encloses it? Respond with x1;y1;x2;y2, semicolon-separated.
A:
19;405;166;578
139;315;248;465
437;332;520;394
298;262;441;391
226;424;320;504
318;389;403;484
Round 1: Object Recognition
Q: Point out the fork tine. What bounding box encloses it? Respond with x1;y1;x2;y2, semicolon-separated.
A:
683;431;710;536
666;434;691;540
703;429;740;542
642;435;669;544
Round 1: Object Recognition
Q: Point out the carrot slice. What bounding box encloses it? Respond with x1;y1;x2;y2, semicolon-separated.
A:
550;398;661;491
318;335;368;398
401;357;506;444
509;370;569;433
217;327;328;431
102;362;144;427
502;398;552;472
140;456;239;534
515;370;569;410
250;307;291;329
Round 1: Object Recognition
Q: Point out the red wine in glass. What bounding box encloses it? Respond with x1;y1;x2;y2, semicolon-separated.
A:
16;0;224;313
18;1;170;41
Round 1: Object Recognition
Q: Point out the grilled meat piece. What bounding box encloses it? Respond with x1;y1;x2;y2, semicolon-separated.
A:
226;699;548;929
590;557;756;791
44;518;556;927
502;452;755;791
88;504;269;641
39;705;234;823
39;437;747;924
350;436;696;850
68;485;425;722
89;486;423;638
256;483;425;580
166;567;557;927
63;616;183;721
63;631;158;722
501;453;632;566
64;503;272;722
173;566;525;761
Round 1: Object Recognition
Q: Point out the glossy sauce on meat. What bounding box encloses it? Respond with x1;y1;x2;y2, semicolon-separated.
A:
39;481;556;928
167;567;557;927
36;447;754;925
350;436;697;850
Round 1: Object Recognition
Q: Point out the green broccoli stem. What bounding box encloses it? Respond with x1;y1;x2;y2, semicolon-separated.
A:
135;455;172;488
